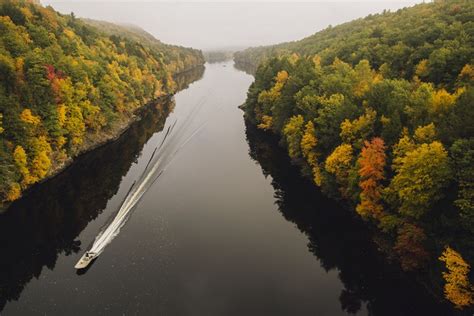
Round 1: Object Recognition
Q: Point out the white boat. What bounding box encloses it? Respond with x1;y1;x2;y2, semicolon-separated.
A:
74;251;98;269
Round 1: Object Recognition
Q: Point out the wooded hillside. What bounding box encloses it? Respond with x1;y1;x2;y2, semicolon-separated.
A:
0;0;204;206
240;0;474;309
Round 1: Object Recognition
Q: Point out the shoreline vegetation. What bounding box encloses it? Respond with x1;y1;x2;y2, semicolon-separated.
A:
22;64;205;199
203;50;234;63
236;0;473;310
0;0;205;209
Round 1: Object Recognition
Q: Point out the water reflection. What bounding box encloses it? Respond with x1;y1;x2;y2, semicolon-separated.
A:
174;66;205;92
233;60;255;76
244;121;457;316
0;66;204;312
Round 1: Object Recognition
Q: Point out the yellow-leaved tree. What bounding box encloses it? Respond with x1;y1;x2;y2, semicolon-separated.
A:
340;108;376;148
300;121;317;166
430;89;457;114
5;182;21;202
325;143;353;197
19;109;41;125
389;139;451;219
300;121;321;186
29;136;52;180
353;60;382;98
257;70;289;124
257;115;273;131
439;247;474;309
64;104;86;149
283;115;304;159
13;145;31;187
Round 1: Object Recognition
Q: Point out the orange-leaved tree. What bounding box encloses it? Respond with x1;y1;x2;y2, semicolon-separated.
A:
356;137;386;220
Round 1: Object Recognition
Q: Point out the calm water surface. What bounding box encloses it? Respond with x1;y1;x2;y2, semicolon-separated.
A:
0;62;455;315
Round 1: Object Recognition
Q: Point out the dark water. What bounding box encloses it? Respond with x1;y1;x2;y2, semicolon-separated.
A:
0;62;457;315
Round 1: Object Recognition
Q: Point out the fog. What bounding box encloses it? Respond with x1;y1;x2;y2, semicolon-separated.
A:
42;1;424;51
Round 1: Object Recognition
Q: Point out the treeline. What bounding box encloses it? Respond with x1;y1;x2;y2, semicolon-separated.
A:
0;0;204;206
235;0;473;83
203;50;234;63
241;0;474;309
83;19;204;75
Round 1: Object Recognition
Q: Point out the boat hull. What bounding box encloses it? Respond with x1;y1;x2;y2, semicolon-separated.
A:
75;252;98;269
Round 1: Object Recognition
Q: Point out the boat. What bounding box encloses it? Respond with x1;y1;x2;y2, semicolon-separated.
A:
74;251;98;269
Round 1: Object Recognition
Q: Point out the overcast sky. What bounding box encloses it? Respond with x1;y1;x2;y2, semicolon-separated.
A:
42;1;424;50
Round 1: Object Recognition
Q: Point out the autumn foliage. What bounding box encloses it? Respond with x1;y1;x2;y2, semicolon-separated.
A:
241;0;474;309
439;247;474;309
356;138;385;220
0;0;204;204
393;223;429;271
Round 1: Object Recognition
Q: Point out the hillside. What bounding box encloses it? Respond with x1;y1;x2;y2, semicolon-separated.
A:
241;0;474;310
235;0;473;86
0;0;204;207
82;19;204;74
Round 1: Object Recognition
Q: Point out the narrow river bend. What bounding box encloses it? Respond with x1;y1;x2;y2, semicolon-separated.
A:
0;62;453;315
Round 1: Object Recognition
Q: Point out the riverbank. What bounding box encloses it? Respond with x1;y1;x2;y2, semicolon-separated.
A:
0;98;163;213
0;65;205;212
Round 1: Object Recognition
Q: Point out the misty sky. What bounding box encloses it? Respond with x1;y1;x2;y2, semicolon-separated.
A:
42;1;424;50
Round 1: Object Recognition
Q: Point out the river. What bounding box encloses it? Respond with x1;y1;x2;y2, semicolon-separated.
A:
0;61;456;315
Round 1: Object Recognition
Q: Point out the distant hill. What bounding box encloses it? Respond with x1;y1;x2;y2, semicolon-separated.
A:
202;50;234;63
82;19;204;74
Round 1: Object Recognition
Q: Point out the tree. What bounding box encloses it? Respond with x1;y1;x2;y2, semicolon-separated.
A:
300;120;322;186
314;93;358;156
64;104;85;150
364;79;411;146
439;247;474;309
356;138;386;220
413;122;436;143
352;59;382;98
257;70;288;116
450;139;474;232
283;115;304;159
340;108;376;148
457;64;474;87
0;53;16;92
13;145;31;187
430;88;457;114
20;108;41;125
325;143;353;197
414;59;429;80
5;182;21;202
389;141;451;219
394;223;429;271
301;121;317;165
257;115;273;131
405;82;433;128
29;135;52;180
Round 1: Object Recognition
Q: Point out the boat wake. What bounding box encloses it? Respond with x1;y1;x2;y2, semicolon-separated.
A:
75;93;212;269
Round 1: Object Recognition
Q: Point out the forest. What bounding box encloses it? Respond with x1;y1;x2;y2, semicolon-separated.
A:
203;50;234;63
0;0;204;207
239;0;474;309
